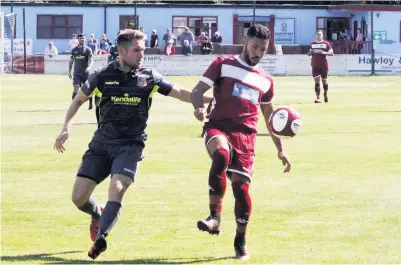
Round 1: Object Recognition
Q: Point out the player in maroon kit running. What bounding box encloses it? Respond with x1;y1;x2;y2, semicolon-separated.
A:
308;30;334;103
190;24;292;261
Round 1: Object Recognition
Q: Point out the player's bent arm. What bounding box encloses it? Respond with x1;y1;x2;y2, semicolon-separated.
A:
191;80;212;109
68;57;74;74
261;103;284;153
87;56;94;70
168;84;212;104
323;48;334;56
87;49;94;70
61;90;89;133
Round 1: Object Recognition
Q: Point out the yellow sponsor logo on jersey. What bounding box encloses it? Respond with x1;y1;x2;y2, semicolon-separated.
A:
111;93;141;105
105;81;120;85
75;55;86;59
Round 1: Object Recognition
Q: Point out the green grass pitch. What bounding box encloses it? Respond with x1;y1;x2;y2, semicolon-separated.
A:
1;74;401;264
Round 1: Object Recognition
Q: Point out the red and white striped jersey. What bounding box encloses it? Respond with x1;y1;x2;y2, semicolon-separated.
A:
201;55;274;133
311;40;332;68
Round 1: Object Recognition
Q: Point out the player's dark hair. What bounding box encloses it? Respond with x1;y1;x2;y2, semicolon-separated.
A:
117;29;145;50
246;23;270;40
316;29;323;34
77;33;84;38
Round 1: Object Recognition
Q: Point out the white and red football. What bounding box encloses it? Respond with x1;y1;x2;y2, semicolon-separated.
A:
268;106;302;138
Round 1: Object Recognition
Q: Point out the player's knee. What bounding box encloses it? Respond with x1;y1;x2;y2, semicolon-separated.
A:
71;191;90;207
109;174;133;202
206;136;230;155
73;85;80;93
71;176;97;207
212;148;230;167
322;79;328;85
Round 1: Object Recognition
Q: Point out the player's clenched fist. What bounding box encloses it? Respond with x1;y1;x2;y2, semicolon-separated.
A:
194;108;206;122
54;131;69;153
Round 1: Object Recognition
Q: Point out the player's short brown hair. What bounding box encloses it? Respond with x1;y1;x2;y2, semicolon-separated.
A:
117;29;145;49
316;29;323;34
247;23;270;40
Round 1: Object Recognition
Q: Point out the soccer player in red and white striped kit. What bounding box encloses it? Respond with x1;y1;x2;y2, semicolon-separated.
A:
308;29;334;103
191;23;292;261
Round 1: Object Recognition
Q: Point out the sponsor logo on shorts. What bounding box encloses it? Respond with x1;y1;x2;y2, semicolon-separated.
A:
208;185;215;192
124;168;136;174
111;93;141;105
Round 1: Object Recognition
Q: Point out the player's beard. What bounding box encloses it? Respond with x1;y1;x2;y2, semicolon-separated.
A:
122;58;141;71
243;43;259;66
244;51;259;66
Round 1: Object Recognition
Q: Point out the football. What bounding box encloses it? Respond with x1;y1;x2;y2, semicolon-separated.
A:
268;106;302;138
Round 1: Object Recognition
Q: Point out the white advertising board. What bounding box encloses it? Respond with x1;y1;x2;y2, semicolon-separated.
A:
345;54;401;75
4;38;33;56
43;54;401;76
44;55;108;75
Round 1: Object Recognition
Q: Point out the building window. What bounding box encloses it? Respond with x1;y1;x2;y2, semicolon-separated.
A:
172;16;218;38
316;17;349;41
37;15;82;39
120;16;139;30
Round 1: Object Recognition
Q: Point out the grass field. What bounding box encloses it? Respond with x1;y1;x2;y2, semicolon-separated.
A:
1;74;401;264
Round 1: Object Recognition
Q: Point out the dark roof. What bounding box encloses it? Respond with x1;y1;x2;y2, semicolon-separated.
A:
2;0;400;7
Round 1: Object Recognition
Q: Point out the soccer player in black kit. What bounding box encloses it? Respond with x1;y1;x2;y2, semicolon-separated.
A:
69;33;94;109
54;29;212;260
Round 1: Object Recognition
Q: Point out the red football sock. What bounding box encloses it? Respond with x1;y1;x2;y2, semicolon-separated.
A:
208;149;229;217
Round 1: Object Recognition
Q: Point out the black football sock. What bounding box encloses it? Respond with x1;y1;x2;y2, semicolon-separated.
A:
97;201;121;240
323;83;328;93
77;196;101;220
234;229;246;246
314;83;321;97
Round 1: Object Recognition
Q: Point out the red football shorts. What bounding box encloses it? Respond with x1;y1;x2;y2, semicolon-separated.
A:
312;66;328;79
203;128;256;181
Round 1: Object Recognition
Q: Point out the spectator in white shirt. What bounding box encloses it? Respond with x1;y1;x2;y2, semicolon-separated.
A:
44;42;58;58
69;34;79;50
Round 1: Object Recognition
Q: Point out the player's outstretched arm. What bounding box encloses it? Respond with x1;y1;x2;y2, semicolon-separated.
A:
261;103;291;173
151;69;212;104
168;84;212;104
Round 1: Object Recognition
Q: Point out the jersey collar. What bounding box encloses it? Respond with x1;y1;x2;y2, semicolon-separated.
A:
235;55;259;70
113;61;139;74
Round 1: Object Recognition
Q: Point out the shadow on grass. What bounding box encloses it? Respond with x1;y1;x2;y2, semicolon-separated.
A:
1;251;234;264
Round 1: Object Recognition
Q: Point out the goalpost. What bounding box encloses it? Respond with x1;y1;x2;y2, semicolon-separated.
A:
0;12;17;74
